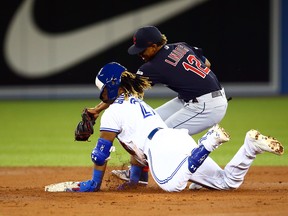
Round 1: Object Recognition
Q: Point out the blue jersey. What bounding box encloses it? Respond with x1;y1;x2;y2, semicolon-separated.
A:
136;42;222;101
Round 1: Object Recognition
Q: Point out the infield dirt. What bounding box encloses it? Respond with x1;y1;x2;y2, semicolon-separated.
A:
0;166;287;216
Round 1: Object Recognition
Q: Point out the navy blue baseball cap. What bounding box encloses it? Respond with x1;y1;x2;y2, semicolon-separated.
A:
128;26;162;55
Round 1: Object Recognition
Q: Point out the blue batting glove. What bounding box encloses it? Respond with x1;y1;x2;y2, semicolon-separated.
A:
68;180;99;192
79;180;99;192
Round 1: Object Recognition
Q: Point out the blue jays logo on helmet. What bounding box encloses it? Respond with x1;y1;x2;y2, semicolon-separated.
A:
95;62;127;102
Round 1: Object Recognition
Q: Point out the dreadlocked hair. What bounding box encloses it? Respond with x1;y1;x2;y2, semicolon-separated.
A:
120;71;151;100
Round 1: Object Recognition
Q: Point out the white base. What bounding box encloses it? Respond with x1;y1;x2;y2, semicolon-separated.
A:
44;181;80;192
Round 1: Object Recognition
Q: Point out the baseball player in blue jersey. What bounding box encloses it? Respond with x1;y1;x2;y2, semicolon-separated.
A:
111;26;228;187
70;62;283;193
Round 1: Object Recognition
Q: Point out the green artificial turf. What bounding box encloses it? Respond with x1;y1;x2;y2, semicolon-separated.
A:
0;97;287;167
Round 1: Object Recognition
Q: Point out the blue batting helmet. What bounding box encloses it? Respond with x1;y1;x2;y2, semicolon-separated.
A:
95;62;127;102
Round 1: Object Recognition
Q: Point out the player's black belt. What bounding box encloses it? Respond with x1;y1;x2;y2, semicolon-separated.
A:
148;127;163;140
184;90;222;103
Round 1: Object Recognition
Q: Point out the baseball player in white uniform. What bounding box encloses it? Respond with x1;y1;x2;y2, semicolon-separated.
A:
70;62;284;192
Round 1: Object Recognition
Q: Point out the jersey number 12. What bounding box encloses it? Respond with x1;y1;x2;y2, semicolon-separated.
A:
182;55;211;78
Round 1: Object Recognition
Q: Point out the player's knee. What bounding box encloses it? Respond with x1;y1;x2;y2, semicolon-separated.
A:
223;172;243;190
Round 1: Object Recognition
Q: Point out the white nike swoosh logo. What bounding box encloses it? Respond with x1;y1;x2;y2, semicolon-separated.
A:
4;0;207;78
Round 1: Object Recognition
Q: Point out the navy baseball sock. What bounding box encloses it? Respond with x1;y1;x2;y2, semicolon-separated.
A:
130;164;143;183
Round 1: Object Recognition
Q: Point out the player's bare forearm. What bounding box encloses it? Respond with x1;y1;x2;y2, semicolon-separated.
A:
87;102;110;119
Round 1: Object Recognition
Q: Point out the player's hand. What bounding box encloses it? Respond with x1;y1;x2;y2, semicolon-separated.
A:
67;180;100;192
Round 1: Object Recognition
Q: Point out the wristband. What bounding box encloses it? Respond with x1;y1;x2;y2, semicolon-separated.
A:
93;168;104;184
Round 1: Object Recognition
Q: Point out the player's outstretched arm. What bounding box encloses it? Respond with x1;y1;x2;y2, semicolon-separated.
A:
74;163;107;192
73;131;117;192
87;102;110;119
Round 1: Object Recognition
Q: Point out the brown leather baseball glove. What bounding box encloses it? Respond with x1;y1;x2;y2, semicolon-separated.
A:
74;108;96;141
